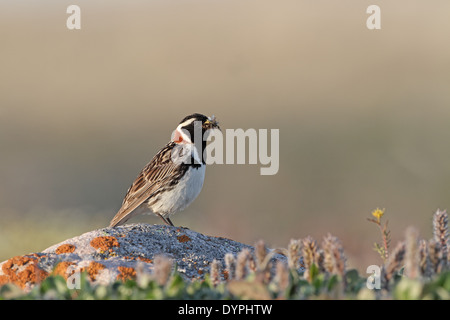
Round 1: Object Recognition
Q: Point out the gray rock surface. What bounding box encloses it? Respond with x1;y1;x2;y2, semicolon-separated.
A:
0;223;287;290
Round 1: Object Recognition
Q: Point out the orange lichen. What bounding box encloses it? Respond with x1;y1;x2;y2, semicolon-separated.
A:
80;261;105;281
137;256;153;263
55;244;76;255
90;236;120;251
222;269;229;281
53;261;76;279
0;255;49;289
116;266;136;282
177;234;191;243
0;275;9;286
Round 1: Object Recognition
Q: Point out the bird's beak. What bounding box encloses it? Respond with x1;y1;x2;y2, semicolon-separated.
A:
205;115;221;131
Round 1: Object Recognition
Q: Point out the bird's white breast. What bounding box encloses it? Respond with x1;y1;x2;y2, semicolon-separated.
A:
149;165;206;217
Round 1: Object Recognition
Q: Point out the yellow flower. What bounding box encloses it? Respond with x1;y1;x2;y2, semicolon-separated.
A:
371;208;385;222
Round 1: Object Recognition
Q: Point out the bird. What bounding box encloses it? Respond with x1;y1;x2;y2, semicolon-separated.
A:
109;113;220;228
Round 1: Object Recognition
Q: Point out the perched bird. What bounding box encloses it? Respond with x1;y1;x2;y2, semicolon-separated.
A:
109;113;220;227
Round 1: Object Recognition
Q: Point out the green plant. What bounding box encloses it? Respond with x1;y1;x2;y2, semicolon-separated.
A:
1;209;449;300
368;208;391;262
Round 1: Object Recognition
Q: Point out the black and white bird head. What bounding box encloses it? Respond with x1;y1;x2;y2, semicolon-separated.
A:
172;113;220;145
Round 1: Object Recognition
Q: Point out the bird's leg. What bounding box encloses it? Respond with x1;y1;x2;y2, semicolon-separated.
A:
166;217;175;226
156;213;174;226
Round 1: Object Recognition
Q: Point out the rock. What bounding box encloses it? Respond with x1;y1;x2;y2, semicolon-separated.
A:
0;223;287;290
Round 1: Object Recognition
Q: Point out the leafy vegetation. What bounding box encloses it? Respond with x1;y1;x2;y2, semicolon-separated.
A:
1;209;449;300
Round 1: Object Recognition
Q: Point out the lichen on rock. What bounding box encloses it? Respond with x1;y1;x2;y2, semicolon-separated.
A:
0;223;288;290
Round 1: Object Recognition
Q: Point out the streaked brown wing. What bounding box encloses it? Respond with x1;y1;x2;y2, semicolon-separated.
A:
109;142;179;227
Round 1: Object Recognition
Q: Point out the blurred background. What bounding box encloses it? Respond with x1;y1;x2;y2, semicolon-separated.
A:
1;0;450;272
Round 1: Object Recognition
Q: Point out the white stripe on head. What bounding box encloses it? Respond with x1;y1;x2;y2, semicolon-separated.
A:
178;118;196;128
173;118;204;145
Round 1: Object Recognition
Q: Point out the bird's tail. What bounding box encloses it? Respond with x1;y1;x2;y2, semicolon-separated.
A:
109;210;132;228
